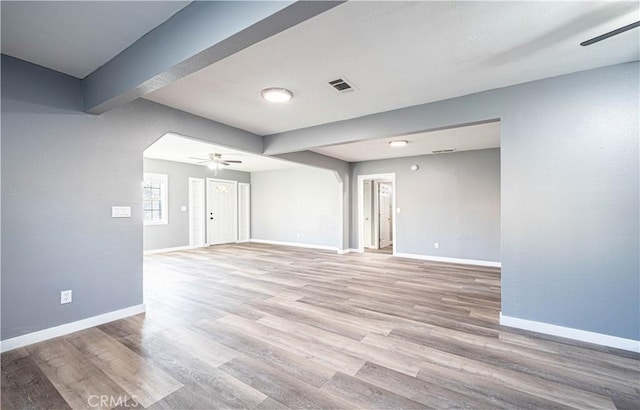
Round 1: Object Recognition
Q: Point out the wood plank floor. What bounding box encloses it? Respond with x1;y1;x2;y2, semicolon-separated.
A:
2;243;639;409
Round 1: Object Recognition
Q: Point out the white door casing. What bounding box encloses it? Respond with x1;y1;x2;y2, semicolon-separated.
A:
378;182;392;249
206;178;237;245
238;183;250;243
363;180;373;248
189;177;206;247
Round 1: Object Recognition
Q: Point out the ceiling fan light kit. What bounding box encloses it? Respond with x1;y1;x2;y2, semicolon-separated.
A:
188;153;243;176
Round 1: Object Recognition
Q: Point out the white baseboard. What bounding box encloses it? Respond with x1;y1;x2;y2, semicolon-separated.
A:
249;238;338;252
337;248;359;254
1;304;146;353
500;313;639;353
143;245;197;255
394;252;501;268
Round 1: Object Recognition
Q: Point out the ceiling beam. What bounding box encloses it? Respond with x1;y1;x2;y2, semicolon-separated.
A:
82;1;344;114
262;89;506;156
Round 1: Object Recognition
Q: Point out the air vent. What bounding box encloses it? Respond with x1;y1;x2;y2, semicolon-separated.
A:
432;149;457;154
328;77;356;94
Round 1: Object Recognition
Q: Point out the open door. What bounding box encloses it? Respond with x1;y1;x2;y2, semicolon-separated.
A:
378;182;392;249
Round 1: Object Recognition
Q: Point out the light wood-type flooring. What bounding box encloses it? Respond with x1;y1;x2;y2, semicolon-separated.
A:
2;243;639;409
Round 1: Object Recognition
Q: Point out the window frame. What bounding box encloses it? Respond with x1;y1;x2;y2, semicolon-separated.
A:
143;173;168;225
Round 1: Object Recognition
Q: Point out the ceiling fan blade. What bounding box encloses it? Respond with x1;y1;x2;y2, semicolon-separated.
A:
188;156;208;161
581;20;640;46
220;161;231;166
224;160;242;163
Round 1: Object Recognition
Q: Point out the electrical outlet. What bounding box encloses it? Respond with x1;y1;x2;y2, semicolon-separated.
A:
61;290;72;304
434;242;439;249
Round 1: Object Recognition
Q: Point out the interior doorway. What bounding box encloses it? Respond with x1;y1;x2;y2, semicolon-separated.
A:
358;173;396;255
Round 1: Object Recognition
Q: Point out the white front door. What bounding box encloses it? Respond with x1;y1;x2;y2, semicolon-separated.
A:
189;178;205;247
206;179;237;245
378;182;392;249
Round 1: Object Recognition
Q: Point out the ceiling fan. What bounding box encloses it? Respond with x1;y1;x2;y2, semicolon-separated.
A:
189;153;242;175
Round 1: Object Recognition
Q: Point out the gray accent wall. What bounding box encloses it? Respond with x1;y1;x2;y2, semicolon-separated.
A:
352;149;501;262
143;158;250;252
1;55;261;340
251;167;340;248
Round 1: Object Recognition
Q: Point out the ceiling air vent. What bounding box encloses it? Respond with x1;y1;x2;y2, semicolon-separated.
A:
328;77;356;94
432;149;457;154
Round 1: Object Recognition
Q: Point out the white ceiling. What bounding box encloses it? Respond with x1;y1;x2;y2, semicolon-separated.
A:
144;133;300;173
312;121;501;163
1;1;190;78
145;1;639;136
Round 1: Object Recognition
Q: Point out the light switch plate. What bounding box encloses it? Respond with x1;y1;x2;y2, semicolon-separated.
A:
112;206;131;218
181;206;187;212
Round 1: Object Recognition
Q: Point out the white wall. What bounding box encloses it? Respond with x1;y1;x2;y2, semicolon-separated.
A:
251;167;340;248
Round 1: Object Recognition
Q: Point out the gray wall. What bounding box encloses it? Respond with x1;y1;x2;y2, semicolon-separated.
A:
251;167;340;248
1;55;261;340
143;158;250;251
352;149;500;262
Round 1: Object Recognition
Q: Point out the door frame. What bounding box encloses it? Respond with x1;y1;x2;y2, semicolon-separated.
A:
188;177;205;248
206;178;238;245
238;182;250;243
376;181;393;249
357;173;396;255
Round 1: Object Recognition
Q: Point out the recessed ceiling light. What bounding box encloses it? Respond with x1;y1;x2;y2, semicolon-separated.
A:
389;140;408;147
261;87;293;103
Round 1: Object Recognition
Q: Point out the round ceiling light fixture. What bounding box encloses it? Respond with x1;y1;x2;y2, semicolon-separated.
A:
389;140;408;147
260;87;293;103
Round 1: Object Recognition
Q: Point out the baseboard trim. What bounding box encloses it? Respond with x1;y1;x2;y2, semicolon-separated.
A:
500;313;639;353
337;248;359;254
143;245;197;255
394;252;501;268
249;239;338;252
1;304;146;353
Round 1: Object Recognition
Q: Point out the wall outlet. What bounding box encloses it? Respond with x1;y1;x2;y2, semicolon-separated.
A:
434;242;439;249
61;290;72;304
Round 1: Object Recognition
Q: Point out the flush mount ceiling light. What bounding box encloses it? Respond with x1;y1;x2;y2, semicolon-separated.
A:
260;87;293;103
389;140;408;147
